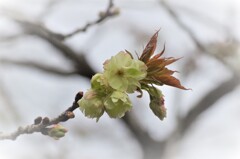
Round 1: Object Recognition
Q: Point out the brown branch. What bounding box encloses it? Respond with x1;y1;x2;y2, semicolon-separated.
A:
122;113;166;159
14;20;95;79
160;0;239;72
62;0;117;39
0;34;25;43
122;113;152;144
3;0;117;78
0;59;78;76
0;92;83;140
173;4;228;31
179;75;239;135
160;0;206;52
1;0;117;41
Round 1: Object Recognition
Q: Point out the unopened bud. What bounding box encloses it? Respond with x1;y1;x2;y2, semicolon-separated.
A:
34;116;42;125
111;7;120;16
42;117;50;125
48;125;68;140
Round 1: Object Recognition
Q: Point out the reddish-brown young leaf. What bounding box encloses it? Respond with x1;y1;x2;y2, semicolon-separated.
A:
147;58;165;66
139;31;189;91
156;68;176;76
140;31;159;63
163;57;181;66
155;75;188;90
150;44;165;61
138;31;190;121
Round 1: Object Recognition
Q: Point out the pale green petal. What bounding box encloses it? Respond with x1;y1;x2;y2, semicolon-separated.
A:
78;89;104;120
113;51;133;66
104;91;132;118
91;73;111;95
108;76;128;92
126;80;141;93
103;51;147;92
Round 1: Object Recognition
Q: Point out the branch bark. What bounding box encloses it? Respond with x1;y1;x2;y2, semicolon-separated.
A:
160;0;206;51
63;0;117;39
122;113;167;159
0;92;83;140
15;20;95;78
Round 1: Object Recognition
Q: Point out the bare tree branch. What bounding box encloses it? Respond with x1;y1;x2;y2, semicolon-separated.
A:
122;113;167;159
0;59;78;76
2;0;117;78
178;75;239;135
1;0;117;41
0;34;25;43
173;4;228;31
160;0;206;51
122;113;153;144
14;20;95;78
62;0;117;39
160;0;240;72
0;92;83;140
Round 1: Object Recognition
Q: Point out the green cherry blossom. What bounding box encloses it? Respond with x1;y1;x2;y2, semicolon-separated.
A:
76;31;189;121
104;91;132;118
103;51;147;93
91;73;111;95
78;89;104;121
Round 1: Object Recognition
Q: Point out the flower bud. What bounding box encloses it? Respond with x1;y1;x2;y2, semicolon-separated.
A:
48;125;68;140
150;94;166;120
42;117;50;125
34;116;42;125
146;86;167;120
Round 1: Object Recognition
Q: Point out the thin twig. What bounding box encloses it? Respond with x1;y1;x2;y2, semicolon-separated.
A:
173;4;228;30
160;0;206;51
63;0;116;39
0;92;83;140
160;0;239;71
